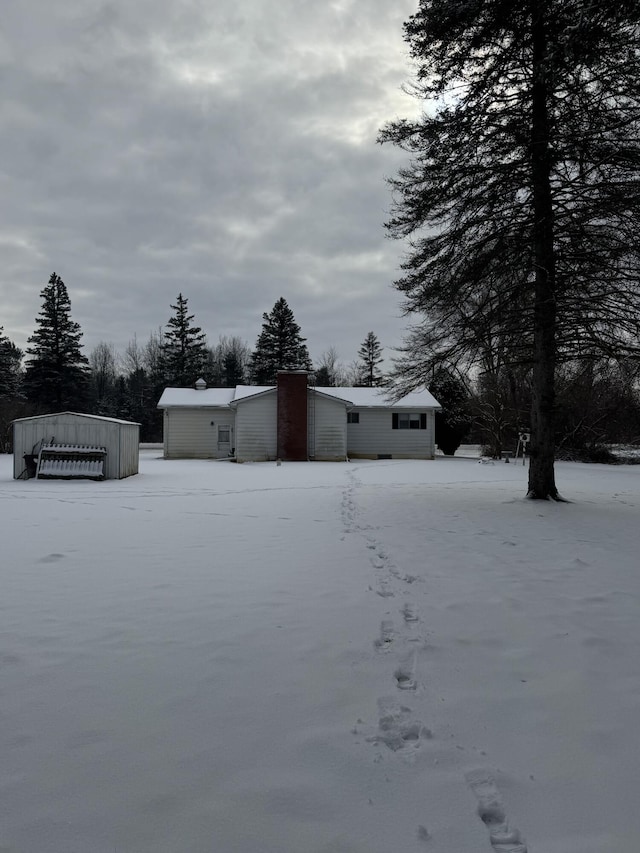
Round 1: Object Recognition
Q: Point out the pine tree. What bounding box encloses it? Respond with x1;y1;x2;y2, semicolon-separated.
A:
357;332;384;387
379;1;640;499
250;298;312;384
0;328;24;451
429;367;471;456
163;294;208;386
222;349;244;387
0;328;22;400
23;273;89;411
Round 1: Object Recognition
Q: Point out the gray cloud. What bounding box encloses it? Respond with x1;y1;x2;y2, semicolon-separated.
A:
1;0;419;368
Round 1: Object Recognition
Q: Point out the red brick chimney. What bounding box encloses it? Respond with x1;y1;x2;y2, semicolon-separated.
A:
277;371;308;461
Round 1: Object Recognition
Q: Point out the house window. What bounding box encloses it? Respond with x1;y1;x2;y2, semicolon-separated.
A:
392;413;427;430
347;412;360;424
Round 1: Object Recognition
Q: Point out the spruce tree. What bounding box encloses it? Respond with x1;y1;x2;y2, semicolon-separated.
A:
429;367;471;456
163;294;208;386
380;1;640;499
222;349;245;387
0;328;22;400
250;298;312;384
0;328;24;451
23;273;89;411
357;332;384;387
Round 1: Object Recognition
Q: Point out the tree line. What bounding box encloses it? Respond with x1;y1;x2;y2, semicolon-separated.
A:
0;275;387;446
2;272;638;457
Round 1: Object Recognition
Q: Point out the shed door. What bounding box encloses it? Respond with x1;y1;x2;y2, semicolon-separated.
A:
217;424;232;454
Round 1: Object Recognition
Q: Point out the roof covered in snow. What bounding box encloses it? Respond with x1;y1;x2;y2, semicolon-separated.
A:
314;387;440;409
12;411;141;425
231;385;275;402
157;388;237;408
157;385;440;410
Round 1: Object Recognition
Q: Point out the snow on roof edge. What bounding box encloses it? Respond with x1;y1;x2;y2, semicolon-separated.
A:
12;411;141;426
157;385;441;410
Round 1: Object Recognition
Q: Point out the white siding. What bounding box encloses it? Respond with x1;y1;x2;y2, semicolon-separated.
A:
309;394;347;461
234;393;277;462
117;424;140;477
346;408;436;459
163;408;235;459
13;413;140;479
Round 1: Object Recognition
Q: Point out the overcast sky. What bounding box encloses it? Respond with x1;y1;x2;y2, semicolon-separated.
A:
2;0;421;371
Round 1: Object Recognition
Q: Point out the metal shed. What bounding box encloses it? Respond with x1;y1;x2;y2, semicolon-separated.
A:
12;412;140;480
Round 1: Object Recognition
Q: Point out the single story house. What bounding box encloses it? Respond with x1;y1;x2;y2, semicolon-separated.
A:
157;371;440;462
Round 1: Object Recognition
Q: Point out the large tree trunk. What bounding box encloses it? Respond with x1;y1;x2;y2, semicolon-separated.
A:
527;0;560;500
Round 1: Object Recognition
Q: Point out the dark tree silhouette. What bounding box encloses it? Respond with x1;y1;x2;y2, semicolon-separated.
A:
429;367;471;456
380;0;640;498
250;298;312;384
0;327;22;401
23;273;89;411
163;294;208;386
357;332;384;387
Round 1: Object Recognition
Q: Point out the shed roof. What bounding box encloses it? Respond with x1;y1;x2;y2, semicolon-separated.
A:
12;411;140;426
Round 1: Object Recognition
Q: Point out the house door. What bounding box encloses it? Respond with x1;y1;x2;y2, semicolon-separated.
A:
217;424;232;455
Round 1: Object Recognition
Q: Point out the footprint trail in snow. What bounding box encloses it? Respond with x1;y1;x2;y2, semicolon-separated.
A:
344;466;532;849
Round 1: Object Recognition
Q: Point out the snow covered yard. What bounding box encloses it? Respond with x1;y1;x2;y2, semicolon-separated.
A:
1;450;639;853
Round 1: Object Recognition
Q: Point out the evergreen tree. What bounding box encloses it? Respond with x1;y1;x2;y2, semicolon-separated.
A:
429;367;471;456
23;273;89;411
163;294;208;386
379;1;640;498
0;328;24;452
357;332;384;387
0;328;22;400
250;298;312;384
313;365;333;386
222;349;245;387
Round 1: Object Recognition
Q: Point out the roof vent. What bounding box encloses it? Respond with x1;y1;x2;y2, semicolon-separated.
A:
194;377;207;390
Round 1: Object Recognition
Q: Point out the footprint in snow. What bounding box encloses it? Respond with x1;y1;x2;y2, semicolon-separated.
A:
465;769;528;852
366;696;432;756
374;620;395;652
394;649;418;690
401;602;419;622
